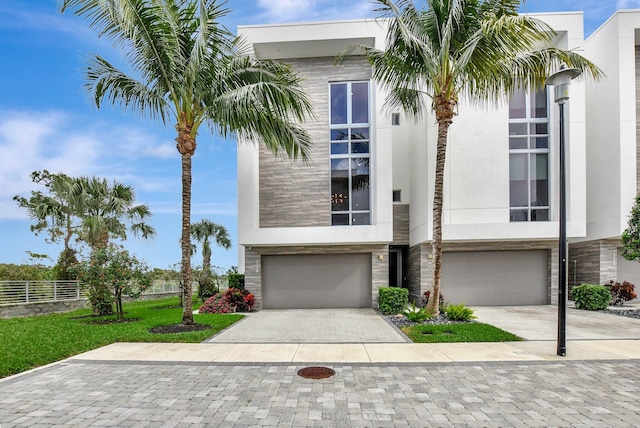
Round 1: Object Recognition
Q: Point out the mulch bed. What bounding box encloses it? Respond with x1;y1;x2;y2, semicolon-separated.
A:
149;323;211;334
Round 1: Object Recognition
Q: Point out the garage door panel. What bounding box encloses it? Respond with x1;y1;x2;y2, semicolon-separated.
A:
262;254;371;309
442;250;548;306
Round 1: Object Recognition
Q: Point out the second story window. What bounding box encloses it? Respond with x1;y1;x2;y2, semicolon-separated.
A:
509;87;550;222
329;81;371;226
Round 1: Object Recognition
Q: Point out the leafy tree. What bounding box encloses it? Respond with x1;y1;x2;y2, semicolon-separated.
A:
364;0;602;313
61;0;313;325
13;170;82;252
0;264;53;281
74;176;156;250
622;194;640;262
72;245;151;319
14;171;156;254
53;248;78;281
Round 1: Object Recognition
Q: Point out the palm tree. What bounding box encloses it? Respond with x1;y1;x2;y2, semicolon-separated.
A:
60;0;313;324
191;219;231;273
75;176;156;250
365;0;602;313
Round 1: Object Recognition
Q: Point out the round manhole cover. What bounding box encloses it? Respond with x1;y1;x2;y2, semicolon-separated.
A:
297;366;336;380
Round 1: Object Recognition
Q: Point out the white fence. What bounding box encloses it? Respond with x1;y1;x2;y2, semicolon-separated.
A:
0;280;182;306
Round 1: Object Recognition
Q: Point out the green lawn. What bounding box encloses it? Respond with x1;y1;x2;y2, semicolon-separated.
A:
0;297;243;379
401;322;522;343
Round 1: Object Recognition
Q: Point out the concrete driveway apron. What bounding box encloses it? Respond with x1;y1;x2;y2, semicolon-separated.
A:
473;304;640;340
204;308;409;343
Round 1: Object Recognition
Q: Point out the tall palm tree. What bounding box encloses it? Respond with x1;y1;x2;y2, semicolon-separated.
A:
76;176;156;250
61;0;313;324
365;0;601;313
191;219;231;273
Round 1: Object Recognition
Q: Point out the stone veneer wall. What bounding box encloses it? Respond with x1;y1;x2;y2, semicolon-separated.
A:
568;239;618;291
408;241;559;305
244;244;388;310
392;204;410;245
258;56;372;228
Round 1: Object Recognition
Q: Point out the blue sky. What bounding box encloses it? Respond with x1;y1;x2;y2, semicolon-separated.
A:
0;0;637;270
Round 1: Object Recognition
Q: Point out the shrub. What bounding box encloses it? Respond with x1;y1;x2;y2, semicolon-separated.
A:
227;273;245;289
606;280;637;306
444;303;476;322
222;288;254;312
199;295;232;314
403;302;434;322
571;283;611;310
378;287;408;315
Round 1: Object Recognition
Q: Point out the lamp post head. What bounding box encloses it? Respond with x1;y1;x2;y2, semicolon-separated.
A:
546;67;582;105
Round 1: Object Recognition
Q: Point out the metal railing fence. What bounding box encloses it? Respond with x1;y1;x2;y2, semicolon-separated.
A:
0;280;182;306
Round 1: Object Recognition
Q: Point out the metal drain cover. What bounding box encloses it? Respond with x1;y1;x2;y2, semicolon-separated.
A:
297;366;336;379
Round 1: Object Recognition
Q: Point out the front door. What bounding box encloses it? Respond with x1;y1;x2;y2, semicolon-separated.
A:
389;247;404;287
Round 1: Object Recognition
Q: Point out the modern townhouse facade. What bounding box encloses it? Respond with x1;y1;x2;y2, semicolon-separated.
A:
237;12;590;310
570;10;640;290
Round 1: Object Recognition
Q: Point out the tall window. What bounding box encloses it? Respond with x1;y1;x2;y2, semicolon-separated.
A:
509;87;550;222
329;81;371;226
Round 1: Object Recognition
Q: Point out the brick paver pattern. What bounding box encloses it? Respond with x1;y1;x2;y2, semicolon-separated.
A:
1;360;639;427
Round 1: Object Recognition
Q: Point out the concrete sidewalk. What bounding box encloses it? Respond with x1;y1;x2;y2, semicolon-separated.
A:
63;338;640;366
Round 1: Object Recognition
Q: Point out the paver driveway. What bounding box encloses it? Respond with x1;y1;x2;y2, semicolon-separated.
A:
205;308;409;343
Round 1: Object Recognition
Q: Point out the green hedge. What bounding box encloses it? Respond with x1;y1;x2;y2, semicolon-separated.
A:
378;287;408;315
571;283;611;311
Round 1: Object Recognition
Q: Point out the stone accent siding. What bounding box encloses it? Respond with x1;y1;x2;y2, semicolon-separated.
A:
407;243;433;304
392;204;410;245
259;56;372;228
244;244;388;310
568;239;618;292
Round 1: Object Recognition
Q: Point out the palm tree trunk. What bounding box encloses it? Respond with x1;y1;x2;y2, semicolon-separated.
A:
177;122;197;325
427;93;456;315
181;152;194;324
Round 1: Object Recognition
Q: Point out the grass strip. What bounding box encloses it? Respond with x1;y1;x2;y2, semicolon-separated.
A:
0;297;242;379
401;322;522;343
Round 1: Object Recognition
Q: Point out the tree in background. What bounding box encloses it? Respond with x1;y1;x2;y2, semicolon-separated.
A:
364;0;601;313
74;176;156;250
61;0;314;325
14;171;156;272
622;194;640;263
191;219;231;301
72;245;151;318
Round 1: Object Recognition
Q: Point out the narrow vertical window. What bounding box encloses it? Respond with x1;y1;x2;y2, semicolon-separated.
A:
329;81;371;225
509;87;550;222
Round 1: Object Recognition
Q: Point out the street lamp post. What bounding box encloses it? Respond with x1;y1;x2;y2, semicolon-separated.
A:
546;67;582;357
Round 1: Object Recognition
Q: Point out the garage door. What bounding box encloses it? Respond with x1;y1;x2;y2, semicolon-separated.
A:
262;254;372;309
442;250;548;306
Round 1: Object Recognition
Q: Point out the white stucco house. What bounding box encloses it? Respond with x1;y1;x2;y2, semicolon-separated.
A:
235;11;635;310
569;10;640;289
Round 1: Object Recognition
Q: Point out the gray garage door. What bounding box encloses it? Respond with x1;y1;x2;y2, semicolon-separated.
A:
442;250;548;306
262;254;372;309
617;249;640;286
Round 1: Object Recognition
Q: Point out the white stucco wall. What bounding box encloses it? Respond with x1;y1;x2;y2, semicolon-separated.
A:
582;11;639;242
409;12;588;245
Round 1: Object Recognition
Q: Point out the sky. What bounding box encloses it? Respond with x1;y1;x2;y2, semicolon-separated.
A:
0;0;637;271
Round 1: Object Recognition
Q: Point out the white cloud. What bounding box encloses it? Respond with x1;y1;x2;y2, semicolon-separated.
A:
0;110;181;220
617;0;640;7
255;0;373;23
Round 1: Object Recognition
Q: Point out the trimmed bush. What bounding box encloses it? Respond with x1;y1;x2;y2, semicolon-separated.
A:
444;303;476;321
571;283;611;311
378;287;408;315
227;273;245;289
